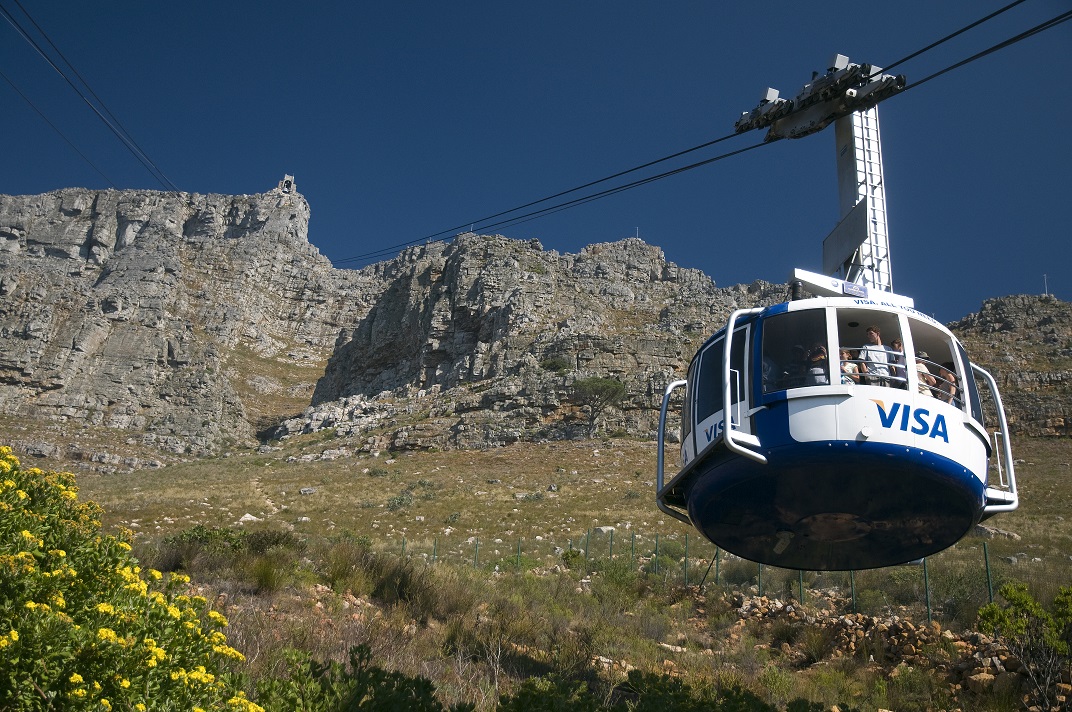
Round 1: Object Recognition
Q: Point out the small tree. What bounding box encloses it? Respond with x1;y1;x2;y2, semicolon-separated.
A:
978;582;1072;710
572;377;627;437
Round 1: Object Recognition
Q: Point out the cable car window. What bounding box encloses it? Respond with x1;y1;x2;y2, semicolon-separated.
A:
696;328;747;421
906;320;963;410
762;310;828;393
957;343;984;425
836;312;902;388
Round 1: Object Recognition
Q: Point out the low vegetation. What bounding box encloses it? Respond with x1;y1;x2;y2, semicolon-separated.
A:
4;436;1072;710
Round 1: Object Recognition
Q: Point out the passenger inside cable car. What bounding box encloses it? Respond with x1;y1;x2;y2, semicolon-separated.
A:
757;305;980;419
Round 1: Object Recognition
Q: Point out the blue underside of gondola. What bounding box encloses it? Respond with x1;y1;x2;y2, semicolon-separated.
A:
684;440;986;570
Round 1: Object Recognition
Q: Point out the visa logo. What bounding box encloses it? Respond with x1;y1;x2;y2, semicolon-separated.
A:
873;401;949;443
704;419;725;443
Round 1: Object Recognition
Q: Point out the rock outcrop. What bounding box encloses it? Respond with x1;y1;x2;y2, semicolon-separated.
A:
950;294;1072;436
0;187;380;453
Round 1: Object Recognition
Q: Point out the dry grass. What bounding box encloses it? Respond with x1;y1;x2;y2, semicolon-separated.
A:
6;430;1071;710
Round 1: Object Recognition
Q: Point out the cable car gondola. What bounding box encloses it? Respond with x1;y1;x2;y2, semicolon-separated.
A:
655;56;1017;571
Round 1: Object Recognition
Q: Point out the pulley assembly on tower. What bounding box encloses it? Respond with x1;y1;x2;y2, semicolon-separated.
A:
733;54;905;141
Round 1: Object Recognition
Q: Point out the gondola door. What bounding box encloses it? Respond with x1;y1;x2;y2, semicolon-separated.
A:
690;322;753;463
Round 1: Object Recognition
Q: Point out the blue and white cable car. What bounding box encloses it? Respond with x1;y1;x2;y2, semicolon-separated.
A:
656;270;1017;570
655;56;1018;571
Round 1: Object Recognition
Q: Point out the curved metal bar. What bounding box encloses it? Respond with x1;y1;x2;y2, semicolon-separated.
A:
723;308;768;464
656;379;692;525
971;362;1018;514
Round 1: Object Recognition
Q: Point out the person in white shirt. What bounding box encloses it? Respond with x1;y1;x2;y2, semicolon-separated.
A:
858;325;890;386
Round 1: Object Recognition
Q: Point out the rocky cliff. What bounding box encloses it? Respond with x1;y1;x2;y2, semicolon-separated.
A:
0;186;380;455
1;186;1067;465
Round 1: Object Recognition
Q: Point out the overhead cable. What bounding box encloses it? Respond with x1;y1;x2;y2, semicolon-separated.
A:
875;0;1031;76
0;0;179;191
0;68;117;187
338;2;1071;269
905;9;1072;92
334;131;744;263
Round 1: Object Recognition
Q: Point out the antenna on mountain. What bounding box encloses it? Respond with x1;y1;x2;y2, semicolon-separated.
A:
1044;274;1049;296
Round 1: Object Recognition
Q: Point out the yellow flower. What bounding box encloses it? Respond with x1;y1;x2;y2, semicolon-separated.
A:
49;549;66;558
97;628;119;644
117;541;132;551
136;705;146;712
69;673;84;684
100;698;111;710
119;679;130;689
96;603;115;615
25;601;37;611
167;605;181;619
9;630;18;642
148;569;163;580
213;644;246;662
71;688;87;698
208;610;228;627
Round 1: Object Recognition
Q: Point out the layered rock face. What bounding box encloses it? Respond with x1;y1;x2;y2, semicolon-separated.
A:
950;294;1072;436
295;234;782;448
1;186;1068;462
0;187;379;453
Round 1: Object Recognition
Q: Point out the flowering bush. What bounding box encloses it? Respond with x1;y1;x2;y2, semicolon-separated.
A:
0;446;261;711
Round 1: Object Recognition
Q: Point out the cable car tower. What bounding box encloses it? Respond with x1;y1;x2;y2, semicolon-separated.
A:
656;55;1018;570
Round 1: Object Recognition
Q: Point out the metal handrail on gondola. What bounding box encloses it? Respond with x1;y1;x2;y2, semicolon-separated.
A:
970;363;1018;515
723;308;767;464
656;380;691;525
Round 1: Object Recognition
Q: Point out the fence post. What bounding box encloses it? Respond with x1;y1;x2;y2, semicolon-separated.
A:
715;547;720;585
798;570;804;603
609;529;614;560
402;537;406;558
432;537;437;564
654;534;660;576
699;555;716;590
850;571;857;614
923;557;932;624
684;533;689;586
983;542;994;603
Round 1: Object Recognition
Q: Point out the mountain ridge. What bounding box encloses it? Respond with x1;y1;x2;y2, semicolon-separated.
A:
1;186;1067;468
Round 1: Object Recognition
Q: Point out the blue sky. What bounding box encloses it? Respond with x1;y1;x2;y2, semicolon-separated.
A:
2;1;1069;322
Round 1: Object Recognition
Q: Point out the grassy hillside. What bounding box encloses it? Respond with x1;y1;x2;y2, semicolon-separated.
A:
56;433;1072;711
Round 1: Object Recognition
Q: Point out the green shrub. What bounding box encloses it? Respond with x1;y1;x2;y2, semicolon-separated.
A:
0;446;260;711
978;582;1072;711
386;491;414;511
254;644;469;711
561;549;583;569
538;356;572;374
245;529;306;556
